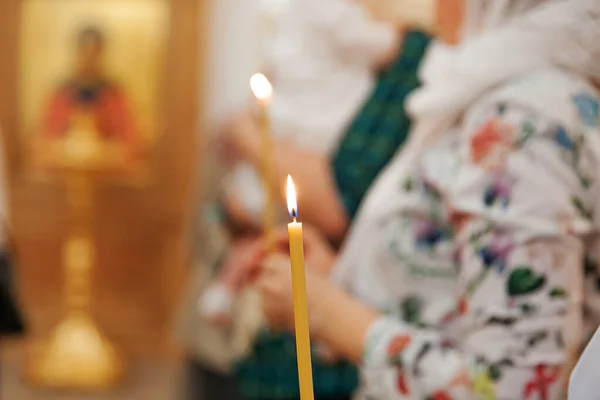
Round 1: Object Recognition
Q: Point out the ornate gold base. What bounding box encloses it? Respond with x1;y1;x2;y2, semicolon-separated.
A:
25;313;124;389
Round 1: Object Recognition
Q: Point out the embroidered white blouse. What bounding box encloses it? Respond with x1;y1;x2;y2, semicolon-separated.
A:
334;70;600;400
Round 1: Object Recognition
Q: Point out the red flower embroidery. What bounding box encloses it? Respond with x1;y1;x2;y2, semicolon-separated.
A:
441;298;470;324
387;335;411;357
457;297;469;315
450;369;471;388
397;372;410;395
470;119;515;172
431;390;454;400
471;119;504;162
523;364;561;400
449;210;471;234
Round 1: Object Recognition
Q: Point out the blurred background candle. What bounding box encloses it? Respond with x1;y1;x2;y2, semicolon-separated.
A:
286;175;315;400
250;73;276;250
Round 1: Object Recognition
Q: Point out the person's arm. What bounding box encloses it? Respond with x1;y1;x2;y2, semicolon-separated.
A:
270;143;348;240
315;238;582;399
232;113;349;241
314;102;597;398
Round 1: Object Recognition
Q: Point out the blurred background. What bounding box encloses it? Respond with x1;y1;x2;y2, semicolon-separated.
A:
0;0;286;398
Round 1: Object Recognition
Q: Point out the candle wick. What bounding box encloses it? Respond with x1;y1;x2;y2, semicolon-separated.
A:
293;217;297;223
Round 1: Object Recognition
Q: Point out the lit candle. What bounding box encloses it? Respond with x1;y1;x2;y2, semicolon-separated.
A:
250;73;276;250
286;175;315;400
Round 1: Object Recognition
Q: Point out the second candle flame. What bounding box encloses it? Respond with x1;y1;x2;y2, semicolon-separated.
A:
250;73;273;104
286;175;298;219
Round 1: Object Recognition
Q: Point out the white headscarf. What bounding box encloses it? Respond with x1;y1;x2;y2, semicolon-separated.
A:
333;0;600;289
411;0;600;123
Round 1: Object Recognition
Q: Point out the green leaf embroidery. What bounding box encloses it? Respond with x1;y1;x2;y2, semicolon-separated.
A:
488;364;502;381
521;303;537;315
507;267;546;296
466;268;489;297
514;118;537;147
401;296;423;325
497;103;507;115
549;287;567;298
485;316;517;326
468;223;493;246
580;175;592;189
572;197;593;220
527;331;548;347
521;120;536;140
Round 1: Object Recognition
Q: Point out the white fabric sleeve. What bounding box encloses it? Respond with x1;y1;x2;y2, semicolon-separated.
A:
360;103;595;399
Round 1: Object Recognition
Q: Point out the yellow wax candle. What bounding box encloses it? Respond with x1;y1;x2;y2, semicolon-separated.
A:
250;73;276;250
286;175;315;400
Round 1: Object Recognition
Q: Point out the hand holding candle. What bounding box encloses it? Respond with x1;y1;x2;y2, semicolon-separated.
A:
286;175;315;400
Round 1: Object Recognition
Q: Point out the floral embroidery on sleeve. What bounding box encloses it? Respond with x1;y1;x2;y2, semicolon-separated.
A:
359;99;595;399
522;364;561;400
387;335;412;396
572;93;599;128
470;118;517;172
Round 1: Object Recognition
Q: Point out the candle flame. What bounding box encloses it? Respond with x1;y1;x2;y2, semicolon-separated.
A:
250;73;273;103
286;175;298;219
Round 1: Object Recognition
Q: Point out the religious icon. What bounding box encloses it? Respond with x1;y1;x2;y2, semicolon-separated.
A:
20;0;169;176
40;27;139;162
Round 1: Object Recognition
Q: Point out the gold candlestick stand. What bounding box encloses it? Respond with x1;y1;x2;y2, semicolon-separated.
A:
25;113;126;389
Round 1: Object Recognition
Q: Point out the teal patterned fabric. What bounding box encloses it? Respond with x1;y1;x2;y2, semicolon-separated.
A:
236;331;358;399
234;31;431;400
333;30;431;219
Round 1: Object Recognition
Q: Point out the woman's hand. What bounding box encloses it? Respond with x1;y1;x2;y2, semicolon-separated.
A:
220;236;266;290
257;253;329;334
299;225;338;275
267;225;338;276
217;223;339;301
257;252;379;364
